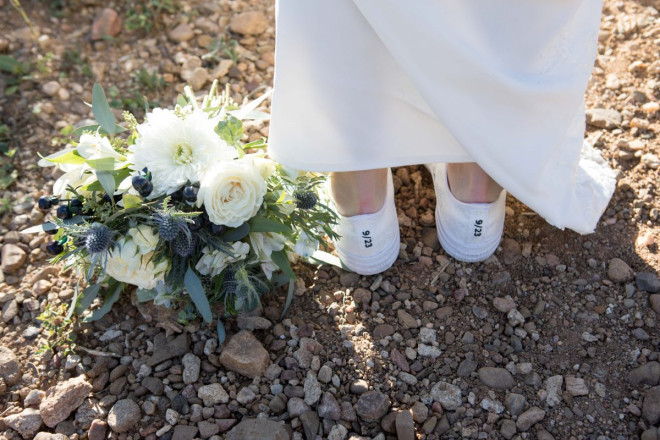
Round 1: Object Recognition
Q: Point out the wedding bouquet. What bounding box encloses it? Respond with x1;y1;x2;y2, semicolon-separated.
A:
25;82;337;338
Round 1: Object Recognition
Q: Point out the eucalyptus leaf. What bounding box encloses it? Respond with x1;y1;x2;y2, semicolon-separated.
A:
222;222;250;242
75;283;102;314
66;284;80;320
271;250;295;280
73;124;127;138
216;319;226;345
184;267;212;323
92;83;116;136
248;216;291;234
82;283;122;322
309;250;344;269
280;279;295;320
96;170;117;195
20;221;57;234
136;288;157;302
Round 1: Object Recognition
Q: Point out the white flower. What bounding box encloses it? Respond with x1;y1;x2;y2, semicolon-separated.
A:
128;225;160;255
131;108;237;197
251;156;276;180
260;261;279;280
105;237;169;290
294;231;318;258
76;133;126;162
53;168;97;199
249;232;286;261
197;157;267;227
195;242;250;277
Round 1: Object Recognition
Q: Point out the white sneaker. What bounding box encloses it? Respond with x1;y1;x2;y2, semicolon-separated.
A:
426;163;506;263
332;170;400;275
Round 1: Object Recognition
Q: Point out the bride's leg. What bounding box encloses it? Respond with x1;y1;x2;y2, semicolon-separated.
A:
330;169;388;216
446;163;502;204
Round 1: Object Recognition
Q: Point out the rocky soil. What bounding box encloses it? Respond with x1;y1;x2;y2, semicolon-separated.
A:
1;0;659;439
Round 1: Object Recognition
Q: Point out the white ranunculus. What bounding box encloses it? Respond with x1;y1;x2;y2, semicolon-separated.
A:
53;168;97;199
195;242;250;277
294;231;318;258
128;225;160;255
76;133;126;162
105;237;169;290
131;108;237;197
249;232;286;261
197;157;267;227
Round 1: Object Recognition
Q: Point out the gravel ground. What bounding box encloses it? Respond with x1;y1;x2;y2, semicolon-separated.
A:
0;0;659;439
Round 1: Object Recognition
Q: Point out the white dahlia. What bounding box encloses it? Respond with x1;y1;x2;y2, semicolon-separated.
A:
131;109;237;197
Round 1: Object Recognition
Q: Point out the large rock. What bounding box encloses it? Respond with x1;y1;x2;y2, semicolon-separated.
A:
629;362;660;387
544;375;563;407
91;8;122;41
4;408;43;438
356;390;391;421
607;258;634;282
395;410;415;440
1;244;27;273
226;419;289;440
478;367;515;390
637;272;660;293
40;376;92;427
219;331;270;378
146;333;190;366
430;381;462;411
586;108;622;129
317;392;341;421
516;407;546;431
168;23;194;42
229;12;268;35
198;383;229;406
0;346;21;385
643;386;660;425
107;399;141;433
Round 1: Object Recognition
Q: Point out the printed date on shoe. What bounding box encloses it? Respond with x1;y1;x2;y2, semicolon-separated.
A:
362;230;373;248
474;219;483;237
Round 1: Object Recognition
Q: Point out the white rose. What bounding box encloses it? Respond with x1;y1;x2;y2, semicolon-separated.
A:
197;157;267;227
105;237;169;290
251;156;276;180
77;133;126;162
128;225;160;255
195;242;250;277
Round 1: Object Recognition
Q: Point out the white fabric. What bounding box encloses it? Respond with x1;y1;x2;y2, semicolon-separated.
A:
427;163;506;262
269;0;616;234
332;170;400;275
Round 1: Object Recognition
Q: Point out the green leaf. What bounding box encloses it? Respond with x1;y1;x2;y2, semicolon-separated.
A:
66;283;81;320
96;170;117;195
222;222;250;242
280;279;295;320
82;282;122;322
248;216;291;234
75;283;102;315
184;267;212;323
92;83;116;136
122;194;142;209
136;288;157;302
38;149;86;166
0;55;19;73
216;115;243;145
216;319;226;345
86;157;117;171
84;168;130;192
271;250;295;280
